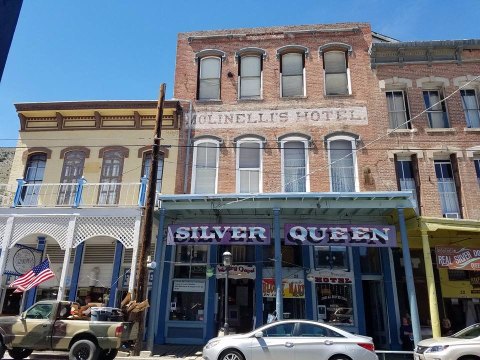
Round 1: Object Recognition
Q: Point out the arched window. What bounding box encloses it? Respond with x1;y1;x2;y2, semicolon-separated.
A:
142;152;164;194
58;151;86;205
327;135;358;192
281;52;305;97
192;138;220;194
198;57;221;100
239;55;262;99
236;138;262;193
99;150;125;205
22;153;47;205
279;135;310;192
323;51;350;95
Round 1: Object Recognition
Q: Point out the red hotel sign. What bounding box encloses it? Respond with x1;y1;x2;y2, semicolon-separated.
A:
436;247;480;271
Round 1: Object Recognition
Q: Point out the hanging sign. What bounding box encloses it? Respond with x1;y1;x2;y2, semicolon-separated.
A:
167;224;270;245
216;265;256;279
284;224;396;247
4;244;43;276
262;278;305;298
436;247;480;271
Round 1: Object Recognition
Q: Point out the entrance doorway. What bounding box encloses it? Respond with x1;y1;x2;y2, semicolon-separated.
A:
363;279;388;349
218;278;255;334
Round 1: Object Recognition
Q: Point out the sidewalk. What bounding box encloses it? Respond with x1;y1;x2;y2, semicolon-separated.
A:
115;345;203;360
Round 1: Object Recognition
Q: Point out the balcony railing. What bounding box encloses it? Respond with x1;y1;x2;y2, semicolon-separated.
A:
0;176;155;208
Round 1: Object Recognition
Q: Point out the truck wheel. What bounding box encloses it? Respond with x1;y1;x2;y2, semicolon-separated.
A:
101;348;118;360
69;339;100;360
7;348;33;359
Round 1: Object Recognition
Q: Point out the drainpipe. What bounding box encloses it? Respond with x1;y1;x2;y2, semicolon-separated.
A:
171;98;193;194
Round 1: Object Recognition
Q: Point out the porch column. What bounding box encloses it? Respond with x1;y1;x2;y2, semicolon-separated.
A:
128;216;142;294
273;208;283;320
255;246;264;327
25;236;46;308
398;208;421;345
108;241;124;307
68;242;85;302
421;228;441;338
57;216;77;301
0;217;14;307
148;208;166;349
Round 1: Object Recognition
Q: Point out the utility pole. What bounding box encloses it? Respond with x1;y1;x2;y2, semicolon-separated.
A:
133;83;165;355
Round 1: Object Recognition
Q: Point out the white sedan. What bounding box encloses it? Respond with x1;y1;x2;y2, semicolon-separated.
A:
203;320;377;360
414;323;480;360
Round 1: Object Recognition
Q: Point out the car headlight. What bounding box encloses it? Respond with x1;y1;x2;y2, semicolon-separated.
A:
204;339;221;350
425;345;449;353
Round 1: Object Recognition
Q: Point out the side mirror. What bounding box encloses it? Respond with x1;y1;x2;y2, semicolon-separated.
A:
254;331;263;338
20;312;26;319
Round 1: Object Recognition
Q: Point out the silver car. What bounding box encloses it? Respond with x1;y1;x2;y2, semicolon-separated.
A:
203;320;378;360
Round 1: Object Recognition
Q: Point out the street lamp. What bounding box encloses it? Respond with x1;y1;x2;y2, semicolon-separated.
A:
222;251;232;335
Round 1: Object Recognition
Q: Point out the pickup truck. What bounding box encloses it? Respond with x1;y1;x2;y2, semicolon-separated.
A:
0;300;138;360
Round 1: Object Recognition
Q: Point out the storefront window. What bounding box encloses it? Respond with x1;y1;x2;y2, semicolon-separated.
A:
170;245;208;321
316;282;354;325
315;246;349;270
359;247;382;274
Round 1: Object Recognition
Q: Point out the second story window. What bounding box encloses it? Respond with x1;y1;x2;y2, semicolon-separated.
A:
281;52;305;97
198;57;221;101
460;89;480;128
281;137;308;192
395;158;419;213
239;55;261;99
435;160;461;218
328;138;357;192
22;153;47;205
386;91;411;129
99;150;125;205
423;90;449;128
58;151;86;205
236;140;262;193
475;159;480;188
324;51;350;95
192;139;219;194
142;152;164;194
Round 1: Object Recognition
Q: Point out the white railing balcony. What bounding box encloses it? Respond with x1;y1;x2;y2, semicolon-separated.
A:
1;177;157;209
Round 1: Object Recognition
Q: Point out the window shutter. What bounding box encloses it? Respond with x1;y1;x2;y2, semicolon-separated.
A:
393;154;401;191
411;154;422;215
449;154;463;218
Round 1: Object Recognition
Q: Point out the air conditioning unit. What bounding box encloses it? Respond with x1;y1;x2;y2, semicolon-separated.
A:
444;213;460;219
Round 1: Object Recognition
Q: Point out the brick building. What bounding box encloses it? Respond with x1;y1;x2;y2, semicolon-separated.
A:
150;23;418;348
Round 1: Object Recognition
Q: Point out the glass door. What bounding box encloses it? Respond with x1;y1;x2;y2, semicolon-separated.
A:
362;279;388;349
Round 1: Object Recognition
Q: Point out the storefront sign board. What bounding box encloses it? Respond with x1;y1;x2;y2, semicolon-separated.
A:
173;280;205;293
284;224;396;247
167;224;270;245
216;265;256;279
4;244;43;276
262;278;305;298
436;247;480;271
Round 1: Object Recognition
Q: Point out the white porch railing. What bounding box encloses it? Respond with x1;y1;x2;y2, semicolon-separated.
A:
0;184;16;208
0;182;145;208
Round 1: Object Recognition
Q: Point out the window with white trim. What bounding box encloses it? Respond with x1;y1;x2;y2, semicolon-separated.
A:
423;90;449;128
395;158;419;211
386;91;411;129
198;57;221;100
460;89;480;128
281;138;308;192
281;52;305;97
434;160;460;217
192;139;219;194
22;153;47;206
239;55;262;99
236;140;262;193
328;138;357;192
324;51;350;95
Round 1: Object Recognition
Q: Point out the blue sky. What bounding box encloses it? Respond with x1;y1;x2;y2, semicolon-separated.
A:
0;0;478;147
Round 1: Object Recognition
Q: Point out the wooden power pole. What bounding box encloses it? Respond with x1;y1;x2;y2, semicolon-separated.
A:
133;83;166;355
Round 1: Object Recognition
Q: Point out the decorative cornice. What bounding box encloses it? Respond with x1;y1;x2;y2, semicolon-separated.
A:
22;147;52;161
60;147;91;159
98;146;130;159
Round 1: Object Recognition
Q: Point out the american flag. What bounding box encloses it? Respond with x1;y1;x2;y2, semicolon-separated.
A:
10;259;55;293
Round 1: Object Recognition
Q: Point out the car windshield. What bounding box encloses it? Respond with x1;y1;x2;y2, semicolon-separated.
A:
451;324;480;339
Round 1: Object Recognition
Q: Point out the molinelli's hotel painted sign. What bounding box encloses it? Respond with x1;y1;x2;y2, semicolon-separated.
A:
167;225;271;245
436;247;480;271
186;107;368;129
284;224;396;247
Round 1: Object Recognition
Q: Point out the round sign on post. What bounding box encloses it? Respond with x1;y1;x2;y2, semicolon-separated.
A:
206;266;214;278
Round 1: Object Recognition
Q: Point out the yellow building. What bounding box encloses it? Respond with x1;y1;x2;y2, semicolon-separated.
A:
0;100;182;314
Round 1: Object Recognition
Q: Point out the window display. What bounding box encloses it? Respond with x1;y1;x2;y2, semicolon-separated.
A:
316;281;354;325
